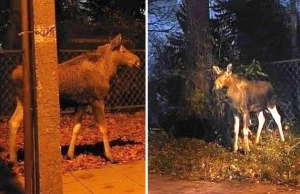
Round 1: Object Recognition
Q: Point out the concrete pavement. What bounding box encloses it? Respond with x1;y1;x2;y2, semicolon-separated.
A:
149;173;300;194
17;161;300;194
63;160;145;194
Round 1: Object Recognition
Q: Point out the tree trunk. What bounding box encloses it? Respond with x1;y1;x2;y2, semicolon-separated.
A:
184;0;211;116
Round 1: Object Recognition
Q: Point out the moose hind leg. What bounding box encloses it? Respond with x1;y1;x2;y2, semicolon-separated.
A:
67;105;85;159
8;98;23;163
268;105;284;141
233;114;240;153
255;111;265;144
243;112;250;154
92;100;113;161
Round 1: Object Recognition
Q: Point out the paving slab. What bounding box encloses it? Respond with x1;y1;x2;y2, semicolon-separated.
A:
63;181;90;193
63;160;145;194
88;179;145;194
71;167;127;187
110;160;146;174
62;172;78;184
125;171;146;186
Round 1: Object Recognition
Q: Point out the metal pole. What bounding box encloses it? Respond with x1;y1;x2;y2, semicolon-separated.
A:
20;0;36;193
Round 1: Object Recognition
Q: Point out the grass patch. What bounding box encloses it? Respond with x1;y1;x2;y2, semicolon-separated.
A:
149;129;300;187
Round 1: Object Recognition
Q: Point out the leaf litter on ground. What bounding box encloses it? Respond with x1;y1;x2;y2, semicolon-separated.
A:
149;128;300;187
0;111;145;177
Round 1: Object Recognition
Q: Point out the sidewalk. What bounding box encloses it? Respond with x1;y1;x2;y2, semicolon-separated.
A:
149;173;300;194
63;160;145;194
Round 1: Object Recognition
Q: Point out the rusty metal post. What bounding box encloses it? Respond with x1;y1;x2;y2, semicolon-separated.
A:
20;0;36;193
31;0;63;193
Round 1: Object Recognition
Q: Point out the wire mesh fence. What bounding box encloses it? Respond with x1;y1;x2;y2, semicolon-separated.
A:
0;49;145;118
262;59;300;124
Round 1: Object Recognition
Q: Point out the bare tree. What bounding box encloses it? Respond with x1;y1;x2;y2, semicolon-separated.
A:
148;0;178;33
148;0;179;72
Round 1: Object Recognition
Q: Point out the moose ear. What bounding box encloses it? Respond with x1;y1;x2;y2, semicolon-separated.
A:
212;65;222;75
110;33;122;51
226;63;233;74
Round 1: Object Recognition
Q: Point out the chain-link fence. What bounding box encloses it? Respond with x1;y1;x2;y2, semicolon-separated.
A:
261;59;300;124
0;49;145;118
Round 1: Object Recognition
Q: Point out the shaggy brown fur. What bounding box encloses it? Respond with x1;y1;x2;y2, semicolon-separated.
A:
8;34;141;163
213;64;284;154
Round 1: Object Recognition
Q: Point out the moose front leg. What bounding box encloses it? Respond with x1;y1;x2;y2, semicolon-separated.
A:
92;100;113;161
233;114;240;153
67;105;85;159
242;112;250;154
8;98;23;163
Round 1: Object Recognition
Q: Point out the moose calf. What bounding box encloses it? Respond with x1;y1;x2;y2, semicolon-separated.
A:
8;34;141;163
212;64;284;154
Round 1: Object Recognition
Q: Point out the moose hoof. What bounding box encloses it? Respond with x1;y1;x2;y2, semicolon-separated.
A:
105;153;117;163
110;159;118;164
9;155;17;164
233;146;238;153
105;154;113;160
244;148;250;155
10;158;17;164
67;152;75;160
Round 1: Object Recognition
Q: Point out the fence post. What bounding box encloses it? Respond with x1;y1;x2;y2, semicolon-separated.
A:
31;0;63;193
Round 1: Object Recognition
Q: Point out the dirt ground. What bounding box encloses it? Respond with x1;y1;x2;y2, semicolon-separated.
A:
0;111;145;176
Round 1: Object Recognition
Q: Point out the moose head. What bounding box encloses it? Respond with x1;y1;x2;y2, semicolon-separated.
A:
212;63;233;90
106;34;141;68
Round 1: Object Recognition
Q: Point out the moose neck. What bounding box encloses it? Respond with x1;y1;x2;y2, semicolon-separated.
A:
95;46;121;81
99;57;119;80
224;74;242;88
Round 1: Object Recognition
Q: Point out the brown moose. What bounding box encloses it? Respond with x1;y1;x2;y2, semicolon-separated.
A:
8;34;141;163
212;64;284;154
